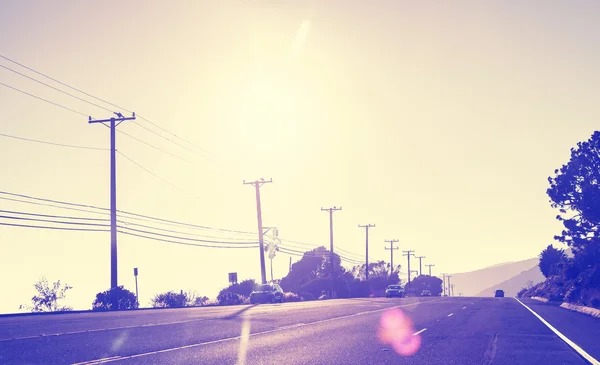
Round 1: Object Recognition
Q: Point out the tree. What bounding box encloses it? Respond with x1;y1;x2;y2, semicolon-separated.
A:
280;246;346;294
20;277;72;312
547;131;600;268
92;286;137;311
217;279;256;299
351;261;400;281
151;291;189;308
408;275;443;296
539;245;567;278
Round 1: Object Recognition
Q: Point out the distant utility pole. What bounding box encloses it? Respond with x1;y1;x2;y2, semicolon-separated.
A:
89;112;136;289
447;275;453;297
289;257;292;272
358;224;375;280
244;178;273;284
321;206;342;273
451;284;456;297
442;273;447;296
384;239;399;277
133;267;139;308
416;256;425;276
426;264;435;276
403;250;415;293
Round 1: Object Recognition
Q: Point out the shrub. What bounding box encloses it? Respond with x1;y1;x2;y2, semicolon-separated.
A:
93;286;137;311
151;291;188;308
299;292;315;301
217;292;245;306
283;292;302;302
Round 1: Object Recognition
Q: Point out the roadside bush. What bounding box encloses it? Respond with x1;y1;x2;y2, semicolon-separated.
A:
93;286;137;311
217;292;245;306
298;292;315;301
517;287;528;298
283;292;302;302
151;291;188;308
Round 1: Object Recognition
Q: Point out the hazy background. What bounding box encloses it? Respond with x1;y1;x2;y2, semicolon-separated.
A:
1;0;599;312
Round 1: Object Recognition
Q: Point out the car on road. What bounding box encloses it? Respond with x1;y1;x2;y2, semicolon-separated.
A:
385;285;405;298
421;289;432;297
250;283;284;304
495;289;505;297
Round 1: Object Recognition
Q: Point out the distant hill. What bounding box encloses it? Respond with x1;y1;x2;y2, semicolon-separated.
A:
450;257;539;296
476;265;545;297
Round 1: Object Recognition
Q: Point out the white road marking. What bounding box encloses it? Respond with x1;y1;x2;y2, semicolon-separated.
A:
71;356;121;365
71;299;445;364
413;328;427;336
462;306;467;310
447;313;454;317
515;298;600;365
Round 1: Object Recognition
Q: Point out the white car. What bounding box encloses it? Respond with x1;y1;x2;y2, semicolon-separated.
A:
421;290;432;297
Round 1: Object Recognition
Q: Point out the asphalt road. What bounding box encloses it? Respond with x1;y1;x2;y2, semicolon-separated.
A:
0;297;599;365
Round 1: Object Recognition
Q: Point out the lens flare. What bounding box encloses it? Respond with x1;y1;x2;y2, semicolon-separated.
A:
378;308;422;356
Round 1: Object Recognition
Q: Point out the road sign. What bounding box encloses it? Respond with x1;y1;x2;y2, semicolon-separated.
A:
229;272;238;284
134;268;138;276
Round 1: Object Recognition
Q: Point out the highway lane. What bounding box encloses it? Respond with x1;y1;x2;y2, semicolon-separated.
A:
0;297;598;365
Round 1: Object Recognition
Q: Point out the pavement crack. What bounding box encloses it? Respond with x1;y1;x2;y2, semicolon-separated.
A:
482;334;499;365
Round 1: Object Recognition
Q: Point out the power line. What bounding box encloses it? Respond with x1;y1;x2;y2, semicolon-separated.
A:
0;209;109;222
0;191;256;236
0;53;218;159
0;221;109;232
0;53;130;113
117;219;256;241
131;121;210;158
0;81;87;116
0;63;114;114
0;132;107;151
0;196;109;217
136;114;217;158
117;151;202;200
118;230;259;249
117;225;258;245
0;214;109;227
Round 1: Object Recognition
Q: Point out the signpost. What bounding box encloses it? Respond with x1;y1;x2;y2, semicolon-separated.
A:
133;267;139;308
229;272;238;285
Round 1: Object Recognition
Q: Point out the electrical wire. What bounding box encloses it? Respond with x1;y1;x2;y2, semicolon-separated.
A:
0;214;109;227
117;225;258;245
118;230;259;249
0;191;256;236
0;209;109;222
131;121;208;158
0;132;107;151
117;219;257;241
0;64;114;114
0;81;88;116
0;53;130;113
0;196;109;217
0;53;218;159
117;151;202;200
0;221;109;232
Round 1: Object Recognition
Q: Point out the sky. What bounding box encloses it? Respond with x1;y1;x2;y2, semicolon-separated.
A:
1;0;600;313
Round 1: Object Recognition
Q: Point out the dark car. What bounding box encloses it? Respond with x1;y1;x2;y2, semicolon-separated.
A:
385;285;405;298
250;283;284;304
495;290;505;297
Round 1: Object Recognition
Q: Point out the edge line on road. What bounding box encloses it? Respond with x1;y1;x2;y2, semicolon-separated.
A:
515;298;600;365
413;328;427;336
70;298;445;365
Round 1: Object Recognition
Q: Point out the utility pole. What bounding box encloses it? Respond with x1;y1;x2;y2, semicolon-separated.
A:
416;256;425;276
403;250;415;294
289;257;292;272
442;273;447;296
244;178;273;284
321;206;342;273
89;112;136;289
358;224;375;280
447;275;453;297
451;284;455;297
426;264;435;276
384;239;399;277
322;206;341;298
